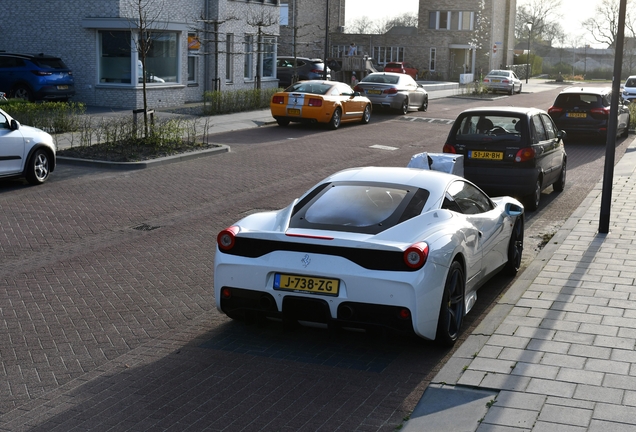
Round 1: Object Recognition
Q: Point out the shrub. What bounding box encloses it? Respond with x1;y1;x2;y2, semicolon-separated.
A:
0;99;85;133
203;88;280;115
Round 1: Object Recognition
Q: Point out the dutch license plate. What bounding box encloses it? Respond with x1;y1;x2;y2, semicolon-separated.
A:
368;90;382;95
274;273;340;296
287;108;300;115
567;112;587;118
57;85;68;90
469;151;503;160
491;79;501;83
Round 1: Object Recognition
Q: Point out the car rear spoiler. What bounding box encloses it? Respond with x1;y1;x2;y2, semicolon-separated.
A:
407;152;464;177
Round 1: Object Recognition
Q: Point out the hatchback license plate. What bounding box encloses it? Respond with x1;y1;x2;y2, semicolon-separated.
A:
274;273;340;296
469;151;503;160
57;85;68;90
567;112;586;118
287;108;300;115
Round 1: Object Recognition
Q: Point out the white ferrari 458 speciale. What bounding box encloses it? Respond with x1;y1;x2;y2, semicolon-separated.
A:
214;165;524;345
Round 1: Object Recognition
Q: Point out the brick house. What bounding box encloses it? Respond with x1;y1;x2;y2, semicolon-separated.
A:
331;0;516;82
278;0;345;58
0;0;280;109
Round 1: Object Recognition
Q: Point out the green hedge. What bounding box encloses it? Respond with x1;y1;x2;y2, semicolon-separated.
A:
203;88;281;116
0;99;85;133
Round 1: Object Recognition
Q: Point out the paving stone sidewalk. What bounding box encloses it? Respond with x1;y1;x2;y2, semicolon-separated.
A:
405;139;636;431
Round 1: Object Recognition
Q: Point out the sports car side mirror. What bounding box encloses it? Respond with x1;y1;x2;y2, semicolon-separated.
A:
505;203;524;217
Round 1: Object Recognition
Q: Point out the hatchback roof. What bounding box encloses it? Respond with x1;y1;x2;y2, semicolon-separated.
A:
559;86;611;95
456;106;546;116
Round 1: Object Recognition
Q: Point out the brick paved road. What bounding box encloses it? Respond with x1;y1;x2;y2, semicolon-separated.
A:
1;118;460;431
2;86;622;431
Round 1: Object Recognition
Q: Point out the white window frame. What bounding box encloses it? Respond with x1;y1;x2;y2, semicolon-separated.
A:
261;36;276;78
244;34;254;80
458;12;474;30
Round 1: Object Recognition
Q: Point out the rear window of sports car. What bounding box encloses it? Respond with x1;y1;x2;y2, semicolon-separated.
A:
290;182;430;234
285;82;331;95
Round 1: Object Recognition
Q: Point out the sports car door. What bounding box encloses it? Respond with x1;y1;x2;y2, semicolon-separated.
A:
446;181;508;282
336;83;363;119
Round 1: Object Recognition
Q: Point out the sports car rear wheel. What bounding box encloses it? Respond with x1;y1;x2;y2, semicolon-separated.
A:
435;261;465;346
329;107;342;130
276;118;290;127
361;104;371;124
504;218;524;276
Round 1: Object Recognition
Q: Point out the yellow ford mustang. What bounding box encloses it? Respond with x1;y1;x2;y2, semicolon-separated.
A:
271;80;372;129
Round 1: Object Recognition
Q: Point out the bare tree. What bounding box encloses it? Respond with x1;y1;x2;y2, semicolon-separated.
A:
246;9;279;90
124;0;169;138
346;16;375;34
515;0;564;47
373;12;418;34
582;0;635;48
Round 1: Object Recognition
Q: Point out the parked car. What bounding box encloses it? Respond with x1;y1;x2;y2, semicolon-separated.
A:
483;70;522;95
0;52;75;101
270;80;371;129
276;57;330;88
0;108;56;184
354;72;428;114
442;107;567;211
214;165;524;345
548;86;631;141
622;76;636;103
383;62;418;80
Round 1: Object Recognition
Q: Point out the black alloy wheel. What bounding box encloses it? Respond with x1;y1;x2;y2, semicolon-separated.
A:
435;261;465;346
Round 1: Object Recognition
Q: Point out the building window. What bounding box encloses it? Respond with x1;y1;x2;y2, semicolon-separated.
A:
226;34;234;82
430;48;436;71
139;32;179;83
262;37;276;78
459;12;474;30
187;33;199;83
244;35;254;80
428;11;450;30
373;46;404;65
99;31;132;84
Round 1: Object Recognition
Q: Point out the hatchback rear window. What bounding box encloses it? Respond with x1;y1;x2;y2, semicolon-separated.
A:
32;58;68;69
453;115;523;142
554;93;603;108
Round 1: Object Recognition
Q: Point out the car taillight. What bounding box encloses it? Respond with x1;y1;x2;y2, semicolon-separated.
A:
515;147;536;162
384;87;398;94
502;79;510;83
483;78;490;83
353;85;362;92
310;68;323;74
32;70;52;76
443;144;456;154
308;98;322;107
547;106;563;115
591;107;610;117
217;226;239;251
404;242;428;269
272;95;285;104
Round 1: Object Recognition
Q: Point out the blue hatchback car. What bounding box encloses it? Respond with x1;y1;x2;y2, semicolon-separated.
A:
0;52;75;101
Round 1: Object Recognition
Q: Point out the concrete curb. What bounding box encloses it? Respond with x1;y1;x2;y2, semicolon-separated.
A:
57;144;230;170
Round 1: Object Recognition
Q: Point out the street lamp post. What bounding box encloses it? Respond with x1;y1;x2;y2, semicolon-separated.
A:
525;21;532;84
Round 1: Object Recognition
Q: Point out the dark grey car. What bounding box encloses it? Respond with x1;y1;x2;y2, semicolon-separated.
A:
443;107;567;211
276;57;330;88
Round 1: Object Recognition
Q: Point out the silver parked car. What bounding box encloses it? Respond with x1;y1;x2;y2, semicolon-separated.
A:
0;108;56;184
354;72;428;115
483;70;522;95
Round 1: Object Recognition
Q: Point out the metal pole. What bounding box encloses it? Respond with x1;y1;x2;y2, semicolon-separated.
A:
323;0;330;80
599;0;628;233
525;23;531;84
